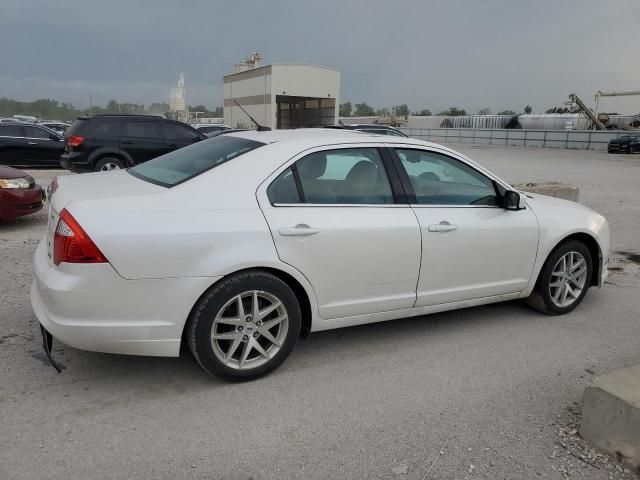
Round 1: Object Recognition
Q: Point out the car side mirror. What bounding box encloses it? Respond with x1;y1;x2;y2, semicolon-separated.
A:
504;190;526;210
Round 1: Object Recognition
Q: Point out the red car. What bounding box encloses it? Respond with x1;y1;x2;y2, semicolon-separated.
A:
0;165;45;220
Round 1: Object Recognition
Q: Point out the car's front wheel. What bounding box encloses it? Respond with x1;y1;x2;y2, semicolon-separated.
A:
526;240;593;315
187;271;301;381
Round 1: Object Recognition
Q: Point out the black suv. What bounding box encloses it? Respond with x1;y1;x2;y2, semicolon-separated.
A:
60;115;206;172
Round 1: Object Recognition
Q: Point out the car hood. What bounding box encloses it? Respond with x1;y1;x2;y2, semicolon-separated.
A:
52;170;165;212
0;165;30;179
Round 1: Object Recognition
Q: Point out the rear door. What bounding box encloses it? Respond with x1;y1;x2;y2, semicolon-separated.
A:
22;125;64;166
259;145;421;320
0;124;25;165
120;120;165;164
159;121;200;154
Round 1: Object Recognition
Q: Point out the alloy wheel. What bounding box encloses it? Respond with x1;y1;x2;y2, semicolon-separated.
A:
100;162;121;171
548;251;588;308
210;290;289;370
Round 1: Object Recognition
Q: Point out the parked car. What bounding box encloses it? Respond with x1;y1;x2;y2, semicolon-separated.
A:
205;128;248;138
33;129;609;381
0;165;44;220
0;123;65;167
326;124;408;137
192;123;231;135
60;114;207;172
607;134;640;154
38;121;70;136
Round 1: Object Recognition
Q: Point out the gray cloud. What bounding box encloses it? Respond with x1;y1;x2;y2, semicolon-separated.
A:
2;0;639;113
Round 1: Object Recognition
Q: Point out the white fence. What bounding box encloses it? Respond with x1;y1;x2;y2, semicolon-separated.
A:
400;128;633;151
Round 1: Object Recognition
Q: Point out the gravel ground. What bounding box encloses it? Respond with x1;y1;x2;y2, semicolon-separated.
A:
1;147;639;480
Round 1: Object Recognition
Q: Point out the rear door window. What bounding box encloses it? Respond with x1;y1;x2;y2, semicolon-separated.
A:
88;120;122;138
124;121;161;139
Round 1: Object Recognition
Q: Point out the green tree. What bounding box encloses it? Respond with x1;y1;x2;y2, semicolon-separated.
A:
524;105;533;114
393;104;410;116
339;102;352;117
375;107;390;116
438;107;466;116
354;102;375;116
413;109;432;116
497;109;517;115
477;108;492;115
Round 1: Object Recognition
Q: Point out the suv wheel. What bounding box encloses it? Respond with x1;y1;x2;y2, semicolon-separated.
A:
95;157;125;172
187;271;301;381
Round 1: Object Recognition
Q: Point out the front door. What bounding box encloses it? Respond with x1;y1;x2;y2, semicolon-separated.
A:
22;126;64;166
391;147;539;306
259;146;421;320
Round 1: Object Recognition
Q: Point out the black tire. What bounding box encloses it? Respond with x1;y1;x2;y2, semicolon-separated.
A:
94;156;126;172
187;270;301;381
526;240;593;315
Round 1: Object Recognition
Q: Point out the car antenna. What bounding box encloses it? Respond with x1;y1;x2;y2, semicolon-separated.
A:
233;100;271;131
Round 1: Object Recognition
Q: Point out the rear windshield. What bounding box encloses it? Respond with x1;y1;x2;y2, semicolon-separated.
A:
67;119;87;136
128;135;264;187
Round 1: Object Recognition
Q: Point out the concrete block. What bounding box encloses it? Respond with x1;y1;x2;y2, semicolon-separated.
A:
512;181;579;202
580;365;640;471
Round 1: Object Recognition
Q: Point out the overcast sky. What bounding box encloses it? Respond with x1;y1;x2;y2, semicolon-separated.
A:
2;0;640;114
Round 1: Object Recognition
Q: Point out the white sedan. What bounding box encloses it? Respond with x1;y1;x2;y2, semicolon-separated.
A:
31;129;609;381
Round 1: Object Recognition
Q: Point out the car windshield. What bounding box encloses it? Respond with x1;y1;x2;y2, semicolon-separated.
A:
129;135;264;187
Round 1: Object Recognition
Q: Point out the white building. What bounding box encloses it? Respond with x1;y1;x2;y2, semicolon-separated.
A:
223;64;340;130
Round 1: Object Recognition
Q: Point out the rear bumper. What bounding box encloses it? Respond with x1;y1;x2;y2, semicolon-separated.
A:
0;185;44;220
60;152;92;172
30;239;218;357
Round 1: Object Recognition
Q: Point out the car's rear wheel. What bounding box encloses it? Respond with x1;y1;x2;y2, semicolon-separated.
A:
526;240;593;315
94;157;125;172
187;271;301;381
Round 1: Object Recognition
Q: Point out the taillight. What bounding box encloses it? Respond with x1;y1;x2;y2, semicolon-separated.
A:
53;209;107;265
66;135;84;147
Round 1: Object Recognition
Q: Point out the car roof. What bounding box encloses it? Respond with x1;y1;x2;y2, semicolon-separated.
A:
225;128;433;149
77;114;164;120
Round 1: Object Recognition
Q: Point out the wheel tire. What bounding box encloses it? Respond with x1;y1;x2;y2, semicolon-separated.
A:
187;270;301;381
526;240;593;315
94;157;126;172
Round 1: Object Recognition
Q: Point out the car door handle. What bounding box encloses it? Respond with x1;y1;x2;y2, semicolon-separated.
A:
28;141;38;145
279;225;320;236
428;222;458;232
121;140;133;145
166;143;178;148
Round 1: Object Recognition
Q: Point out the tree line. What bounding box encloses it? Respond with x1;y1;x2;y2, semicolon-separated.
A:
340;103;536;117
0;97;223;122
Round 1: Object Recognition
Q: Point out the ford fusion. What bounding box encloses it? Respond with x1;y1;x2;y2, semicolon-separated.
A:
31;130;609;381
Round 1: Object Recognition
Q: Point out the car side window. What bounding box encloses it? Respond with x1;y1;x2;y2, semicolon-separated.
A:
161;122;198;141
267;167;300;204
90;120;122;138
124;121;160;139
0;125;23;137
268;148;394;205
24;126;51;139
395;149;498;206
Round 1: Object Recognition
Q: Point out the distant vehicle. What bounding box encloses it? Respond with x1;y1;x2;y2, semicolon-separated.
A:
60;114;207;172
205;128;248;138
607;134;640;154
326;124;408;137
38;121;70;136
0;118;21;123
0;165;44;220
34;129;609;380
0;123;65;167
192;124;231;135
12;115;38;123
